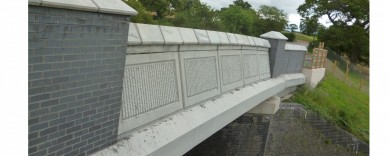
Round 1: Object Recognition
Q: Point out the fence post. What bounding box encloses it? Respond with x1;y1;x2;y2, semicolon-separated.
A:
332;60;337;74
359;78;364;91
345;62;350;82
311;49;315;69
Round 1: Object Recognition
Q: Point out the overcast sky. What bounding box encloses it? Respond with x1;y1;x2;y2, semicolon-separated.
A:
199;0;332;31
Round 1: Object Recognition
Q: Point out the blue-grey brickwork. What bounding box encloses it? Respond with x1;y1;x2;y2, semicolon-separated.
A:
28;6;130;156
286;50;306;74
264;38;306;77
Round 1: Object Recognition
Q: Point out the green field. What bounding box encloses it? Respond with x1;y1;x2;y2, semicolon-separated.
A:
294;32;317;42
289;73;369;142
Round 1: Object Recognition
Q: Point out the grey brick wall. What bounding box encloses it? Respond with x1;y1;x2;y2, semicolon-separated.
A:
28;6;129;156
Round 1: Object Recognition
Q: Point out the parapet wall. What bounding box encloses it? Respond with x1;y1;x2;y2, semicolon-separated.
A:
119;23;273;135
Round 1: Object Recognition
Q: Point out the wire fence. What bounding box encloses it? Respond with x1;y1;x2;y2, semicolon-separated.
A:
326;50;369;92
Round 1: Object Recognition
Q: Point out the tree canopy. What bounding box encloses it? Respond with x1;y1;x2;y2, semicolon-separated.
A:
123;0;289;37
298;0;369;64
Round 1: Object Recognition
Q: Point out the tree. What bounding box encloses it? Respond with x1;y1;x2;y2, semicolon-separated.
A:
231;0;252;9
123;0;156;24
289;24;298;32
220;5;256;35
299;17;320;36
298;0;369;63
254;5;288;35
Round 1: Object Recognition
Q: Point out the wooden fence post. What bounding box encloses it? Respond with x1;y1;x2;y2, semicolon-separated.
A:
359;79;364;91
332;60;337;74
345;62;349;82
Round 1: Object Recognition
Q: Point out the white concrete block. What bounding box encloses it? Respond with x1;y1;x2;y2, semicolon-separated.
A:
242;50;260;85
119;52;183;134
160;26;184;45
178;28;198;44
127;23;141;45
179;51;221;107
258;38;271;48
218;50;244;93
127;45;178;54
285;43;307;51
235;34;250;45
206;30;221;44
180;45;218;51
226;33;238;44
247;96;280;114
42;0;98;12
302;68;326;89
92;0;138;15
136;23;165;45
194;29;210;44
260;31;288;40
253;37;261;46
29;0;41;5
217;32;230;45
248;36;256;46
259;50;271;80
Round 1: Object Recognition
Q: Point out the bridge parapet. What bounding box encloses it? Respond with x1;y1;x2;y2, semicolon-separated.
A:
119;23;273;136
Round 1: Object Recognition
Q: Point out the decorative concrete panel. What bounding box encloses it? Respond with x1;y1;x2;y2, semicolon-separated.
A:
218;50;244;93
207;30;221;44
122;61;178;118
226;33;238;44
221;55;242;85
194;29;210;44
180;51;221;107
242;51;260;85
119;52;183;134
128;23;141;45
217;32;230;45
259;51;271;80
136;23;165;45
178;28;198;44
160;26;183;45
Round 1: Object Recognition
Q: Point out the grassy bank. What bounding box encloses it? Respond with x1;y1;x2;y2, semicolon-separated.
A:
289;73;369;142
294;32;316;42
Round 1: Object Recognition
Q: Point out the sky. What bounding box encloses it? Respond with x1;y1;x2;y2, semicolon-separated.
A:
199;0;332;31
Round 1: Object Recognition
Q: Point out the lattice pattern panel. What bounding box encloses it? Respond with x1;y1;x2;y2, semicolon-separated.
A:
220;55;242;85
243;54;258;79
122;61;179;119
184;57;218;97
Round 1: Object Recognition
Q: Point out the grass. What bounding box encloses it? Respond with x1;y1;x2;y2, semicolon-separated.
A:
293;32;317;42
289;73;369;142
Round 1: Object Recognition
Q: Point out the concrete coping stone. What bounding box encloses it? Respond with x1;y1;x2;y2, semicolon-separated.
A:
178;28;199;44
219;45;242;50
206;30;221;45
31;0;137;16
217;32;230;45
127;23;141;45
234;34;245;45
285;43;307;51
194;29;211;44
136;23;165;45
226;33;238;45
260;31;288;40
253;37;261;46
248;36;256;46
258;38;271;48
160;26;184;45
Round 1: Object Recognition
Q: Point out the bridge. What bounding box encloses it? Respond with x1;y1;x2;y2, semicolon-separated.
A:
28;1;323;156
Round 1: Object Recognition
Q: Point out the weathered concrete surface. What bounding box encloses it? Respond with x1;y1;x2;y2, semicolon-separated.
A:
247;96;280;115
90;74;305;156
185;113;272;156
302;68;326;89
264;103;369;156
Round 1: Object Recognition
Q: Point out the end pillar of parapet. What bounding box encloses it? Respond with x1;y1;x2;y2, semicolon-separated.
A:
302;68;326;89
260;31;288;78
247;96;281;115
